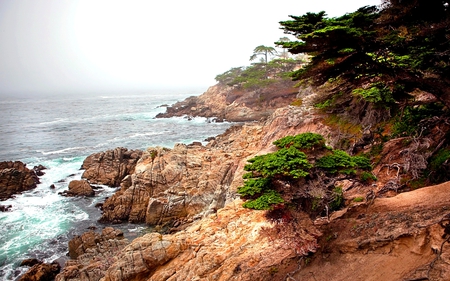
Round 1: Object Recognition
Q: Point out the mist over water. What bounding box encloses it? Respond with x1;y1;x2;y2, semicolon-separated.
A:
0;89;233;280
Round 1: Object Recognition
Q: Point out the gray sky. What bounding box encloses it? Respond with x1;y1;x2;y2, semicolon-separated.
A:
0;0;380;96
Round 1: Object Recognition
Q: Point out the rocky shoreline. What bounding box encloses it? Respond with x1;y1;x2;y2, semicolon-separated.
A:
7;82;450;280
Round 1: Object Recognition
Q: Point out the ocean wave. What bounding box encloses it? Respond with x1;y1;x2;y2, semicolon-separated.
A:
39;118;69;125
37;146;88;156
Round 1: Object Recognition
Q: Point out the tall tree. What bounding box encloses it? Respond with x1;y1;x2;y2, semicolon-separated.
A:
250;45;277;64
276;37;291;59
276;1;450;107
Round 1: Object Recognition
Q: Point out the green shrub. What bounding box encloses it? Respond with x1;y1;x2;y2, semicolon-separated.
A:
273;133;325;150
237;178;270;197
316;150;372;174
352;82;395;105
353;196;364;202
238;133;373;211
329;186;344;211
244;147;312;179
392;103;446;137
360;171;377;182
242;190;284;210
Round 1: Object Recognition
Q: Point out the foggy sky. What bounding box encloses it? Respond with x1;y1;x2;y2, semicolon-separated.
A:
0;0;380;96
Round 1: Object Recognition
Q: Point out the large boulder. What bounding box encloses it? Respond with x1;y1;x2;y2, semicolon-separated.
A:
0;161;40;200
61;180;95;197
81;147;143;187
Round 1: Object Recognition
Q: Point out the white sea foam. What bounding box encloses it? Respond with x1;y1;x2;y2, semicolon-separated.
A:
0;89;234;279
39;118;69;125
38;146;88;156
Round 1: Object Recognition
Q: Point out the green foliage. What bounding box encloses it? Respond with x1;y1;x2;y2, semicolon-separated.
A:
426;148;450;184
315;99;332;109
430;148;450;171
353;196;364;202
329;186;344;211
242;190;284;210
238;133;374;211
237;178;270;197
352;82;395;105
316;150;372;174
277;2;450;109
245;147;312;179
392;103;446;137
273;132;325;150
214;59;302;89
250;45;277;64
360;171;377;182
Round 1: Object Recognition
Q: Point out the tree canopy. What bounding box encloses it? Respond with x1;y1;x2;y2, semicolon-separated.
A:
250;45;277;64
276;0;450;107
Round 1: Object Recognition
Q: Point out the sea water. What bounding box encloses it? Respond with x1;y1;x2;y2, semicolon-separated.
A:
0;88;233;279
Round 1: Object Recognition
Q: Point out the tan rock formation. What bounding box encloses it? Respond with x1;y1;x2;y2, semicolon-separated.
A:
102;200;320;281
292;181;450;281
0;161;40;200
99;144;241;225
56;227;128;281
61;180;95;197
18;260;61;281
48;79;450;281
156;81;299;122
99;85;339;227
81;147;143;187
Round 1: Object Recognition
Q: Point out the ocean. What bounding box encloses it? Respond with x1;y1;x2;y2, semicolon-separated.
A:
0;88;233;280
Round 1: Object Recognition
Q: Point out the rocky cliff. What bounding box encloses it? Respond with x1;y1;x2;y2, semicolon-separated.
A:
53;82;450;281
156;81;299;122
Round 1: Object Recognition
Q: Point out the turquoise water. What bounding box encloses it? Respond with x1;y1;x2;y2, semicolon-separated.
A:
0;89;233;279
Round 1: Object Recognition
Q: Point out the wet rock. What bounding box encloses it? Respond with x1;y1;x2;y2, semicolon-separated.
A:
20;258;41;267
0;161;40;200
18;260;60;281
33;165;46;176
81;147;143;187
0;204;12;212
61;180;95;197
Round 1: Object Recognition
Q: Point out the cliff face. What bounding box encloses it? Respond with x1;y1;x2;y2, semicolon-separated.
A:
54;82;450;281
156;81;299;122
99;143;241;225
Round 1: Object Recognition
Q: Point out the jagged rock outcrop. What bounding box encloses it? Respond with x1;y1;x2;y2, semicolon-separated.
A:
61;180;95;197
98;85;340;227
102;200;320;281
156;82;299;122
68;227;125;259
0;161;40;200
81;147;143;187
99;143;240;225
56;227;128;281
18;260;61;281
